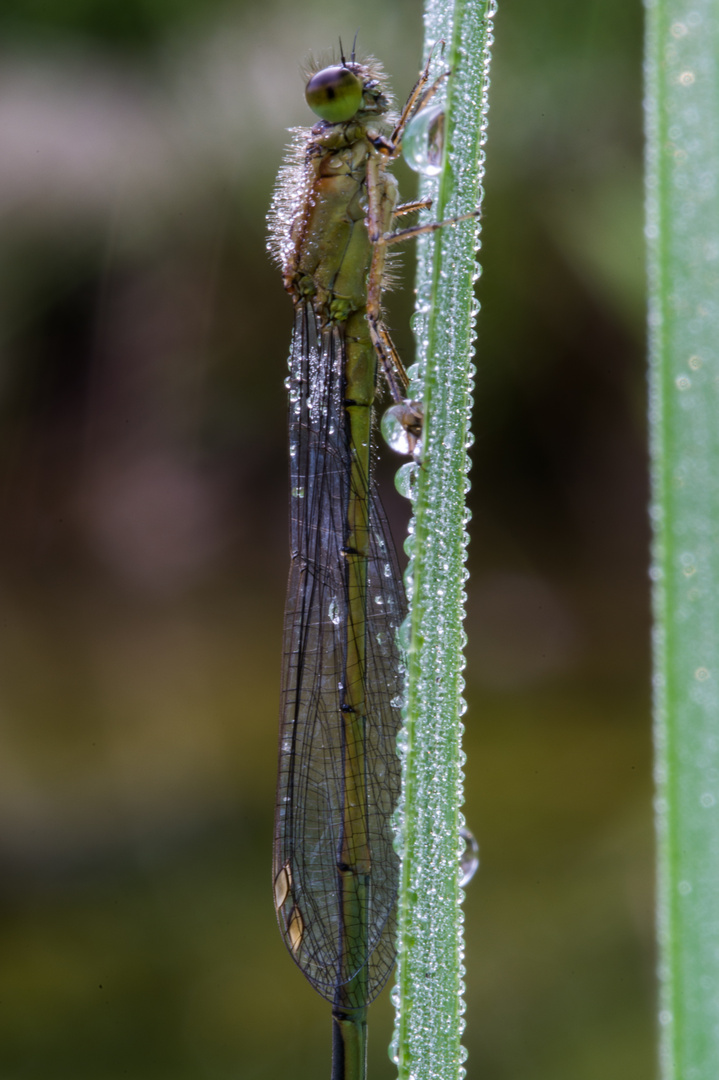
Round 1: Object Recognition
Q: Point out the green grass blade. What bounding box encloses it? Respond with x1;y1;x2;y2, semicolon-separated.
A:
645;1;719;1076
391;2;496;1078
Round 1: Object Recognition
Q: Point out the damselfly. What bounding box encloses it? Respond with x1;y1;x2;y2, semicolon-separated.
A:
268;42;456;1080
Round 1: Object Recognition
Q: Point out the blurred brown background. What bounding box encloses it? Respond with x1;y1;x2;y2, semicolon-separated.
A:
0;0;651;1077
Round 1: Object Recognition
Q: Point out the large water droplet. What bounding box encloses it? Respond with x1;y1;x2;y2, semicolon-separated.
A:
381;401;423;457
404;105;445;176
459;826;480;887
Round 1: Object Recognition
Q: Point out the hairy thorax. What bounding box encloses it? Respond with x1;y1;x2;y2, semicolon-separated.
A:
288;124;398;325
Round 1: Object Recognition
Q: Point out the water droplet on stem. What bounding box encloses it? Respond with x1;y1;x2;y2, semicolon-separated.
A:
404;105;445;176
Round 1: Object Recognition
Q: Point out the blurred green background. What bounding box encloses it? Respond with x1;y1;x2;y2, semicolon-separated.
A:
0;1;651;1077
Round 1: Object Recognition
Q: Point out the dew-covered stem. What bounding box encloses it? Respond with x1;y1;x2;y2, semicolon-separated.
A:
645;1;719;1076
391;2;496;1078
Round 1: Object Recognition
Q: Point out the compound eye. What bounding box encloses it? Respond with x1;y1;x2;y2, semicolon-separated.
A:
305;66;363;123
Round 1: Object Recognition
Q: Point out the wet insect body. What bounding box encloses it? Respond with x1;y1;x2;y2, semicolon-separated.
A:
268;49;445;1080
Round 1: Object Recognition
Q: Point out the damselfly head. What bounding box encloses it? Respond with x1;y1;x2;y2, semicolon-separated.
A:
305;65;363;124
304;54;393;125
